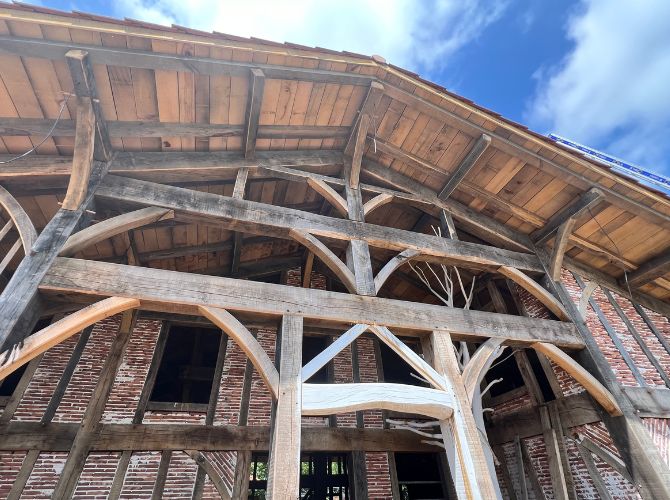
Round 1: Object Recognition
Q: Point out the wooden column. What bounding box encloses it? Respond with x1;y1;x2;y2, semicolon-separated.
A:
266;314;303;499
344;169;375;296
429;331;499;499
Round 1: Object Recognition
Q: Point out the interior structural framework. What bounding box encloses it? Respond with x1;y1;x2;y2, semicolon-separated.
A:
0;4;670;499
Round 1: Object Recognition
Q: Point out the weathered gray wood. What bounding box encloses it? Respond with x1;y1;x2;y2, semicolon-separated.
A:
232;451;252;499
0;185;37;252
0;35;374;85
578;436;632;484
625;249;670;288
95;174;544;272
519;438;546;500
514;436;529;500
438;134;491;200
42;257;583;347
65;50;112;161
186;450;231;500
492;446;518;500
621;386;670;417
549;218;577;281
576;441;613;500
633;303;670;357
267;315;303;499
244;69;265;158
531;188;604;245
152;450;172;500
0;239;21;276
0;355;42;424
539;406;571;500
0;162;107;351
108;451;132;500
344;81;384;158
7;449;39;500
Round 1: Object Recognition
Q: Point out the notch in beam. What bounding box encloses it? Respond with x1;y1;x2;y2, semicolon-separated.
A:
438;134;491;200
65;50;112;162
531;188;604;245
243;68;265;159
624;249;670;288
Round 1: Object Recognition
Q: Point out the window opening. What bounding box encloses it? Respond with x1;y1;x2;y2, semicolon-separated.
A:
302;335;330;383
149;324;222;405
526;349;556;402
248;453;350;499
379;340;426;386
395;452;447;499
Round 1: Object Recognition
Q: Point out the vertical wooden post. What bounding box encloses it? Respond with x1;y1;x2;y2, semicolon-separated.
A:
266;314;303;499
429;330;499;499
344;172;375;296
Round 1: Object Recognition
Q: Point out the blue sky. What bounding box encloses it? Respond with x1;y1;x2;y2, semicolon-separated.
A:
39;0;670;177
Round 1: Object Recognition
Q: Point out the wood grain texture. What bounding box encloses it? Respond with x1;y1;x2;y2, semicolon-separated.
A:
301;324;368;382
306;177;348;216
62;97;95;210
0;185;37;251
498;266;569;320
462;337;506;403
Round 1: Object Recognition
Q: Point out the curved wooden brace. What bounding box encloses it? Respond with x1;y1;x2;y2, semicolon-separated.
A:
303;383;454;420
60;206;174;257
374;248;421;294
369;325;448;391
289;229;357;294
0;239;22;275
306;178;348;217
0;184;37;252
363;193;394;217
185;450;232;500
532;342;622;416
302;324;368;382
498;266;569;321
199;305;279;399
0;296;140;380
578;280;599;319
462;338;505;403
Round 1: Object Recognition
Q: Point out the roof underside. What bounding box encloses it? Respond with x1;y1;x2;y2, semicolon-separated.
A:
0;2;669;305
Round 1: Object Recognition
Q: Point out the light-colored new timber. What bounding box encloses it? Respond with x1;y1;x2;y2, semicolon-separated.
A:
532;342;622;416
0;297;139;380
0;185;37;251
462;338;506;403
198;306;279;398
302;324;368;382
59;207;174;256
302;383;454;420
498;266;569;321
374;249;422;294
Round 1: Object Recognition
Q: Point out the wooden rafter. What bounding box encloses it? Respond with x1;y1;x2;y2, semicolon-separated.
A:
438;134;491;200
625;249;670;288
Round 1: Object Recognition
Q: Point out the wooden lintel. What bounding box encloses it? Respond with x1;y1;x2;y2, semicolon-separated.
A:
65;49;112;161
243;68;265;159
438;134;491;200
531;188;604;245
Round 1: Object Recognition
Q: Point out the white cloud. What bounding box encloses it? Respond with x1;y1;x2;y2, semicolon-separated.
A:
527;0;670;173
113;0;507;72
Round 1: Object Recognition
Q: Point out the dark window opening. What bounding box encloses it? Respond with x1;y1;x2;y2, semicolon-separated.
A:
526;349;556;402
395;452;448;499
149;324;222;405
379;340;426;387
485;352;524;398
302;335;330;383
249;272;283;284
0;317;52;399
249;453;350;499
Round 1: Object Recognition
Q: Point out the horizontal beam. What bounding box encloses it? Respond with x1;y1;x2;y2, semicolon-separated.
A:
95;174;543;273
41;258;582;347
0;422;438;452
625;249;670;288
0;117;350;140
0;35;373;86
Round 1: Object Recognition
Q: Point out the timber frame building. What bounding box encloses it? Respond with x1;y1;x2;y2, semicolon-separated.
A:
0;3;670;499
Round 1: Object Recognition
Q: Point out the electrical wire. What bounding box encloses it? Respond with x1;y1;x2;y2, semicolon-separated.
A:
0;94;71;165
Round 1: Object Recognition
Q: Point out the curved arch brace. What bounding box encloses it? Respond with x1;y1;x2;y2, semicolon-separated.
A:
184;450;232;500
302;383;454;420
462;338;505;403
579;280;599;319
498;265;569;321
306;178;348;217
374;248;421;294
199;305;279;399
532;342;622;416
0;184;37;251
363;193;394;217
289;229;357;293
0;296;140;380
60;206;174;257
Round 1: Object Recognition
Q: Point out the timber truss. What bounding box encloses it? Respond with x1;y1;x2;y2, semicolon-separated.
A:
0;41;669;500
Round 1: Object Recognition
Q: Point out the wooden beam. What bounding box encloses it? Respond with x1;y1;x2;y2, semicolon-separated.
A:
185;451;232;500
345;81;384;158
438;134;491;199
0;35;374;86
0;297;139;380
244;69;265;158
306;178;348;217
576;441;613;500
302;324;367;382
0;185;37;251
498;266;569;320
302;251;314;288
62;97;96;210
60;207;173;256
625;249;670;288
41;257;583;347
267;314;303;499
462;338;505;403
198;306;279;398
152;450;172;500
65;49;111;161
539;406;571;500
374;248;421;294
549;219;577;281
531;188;604;245
302;382;453;419
363;192;394;217
95;175;544;272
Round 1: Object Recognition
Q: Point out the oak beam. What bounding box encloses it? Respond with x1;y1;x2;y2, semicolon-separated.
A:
62;97;96;210
625;249;670;288
41;258;583;347
549;219;577;281
243;69;265;158
531;188;604;245
65;49;112;161
438;134;491;200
